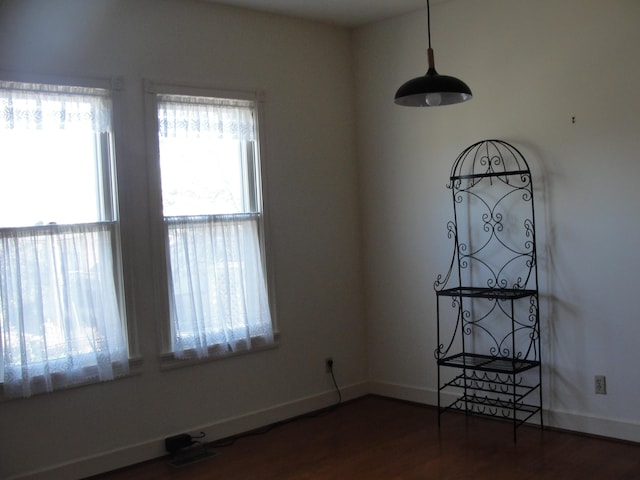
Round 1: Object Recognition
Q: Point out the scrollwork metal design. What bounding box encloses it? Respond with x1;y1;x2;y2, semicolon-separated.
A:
435;140;542;438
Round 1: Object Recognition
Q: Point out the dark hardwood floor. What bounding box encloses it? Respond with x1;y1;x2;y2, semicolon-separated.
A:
90;395;640;479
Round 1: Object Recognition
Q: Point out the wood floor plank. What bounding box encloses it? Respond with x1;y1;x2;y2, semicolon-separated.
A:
89;396;640;479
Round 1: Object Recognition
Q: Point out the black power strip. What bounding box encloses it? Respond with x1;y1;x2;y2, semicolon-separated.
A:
165;434;195;454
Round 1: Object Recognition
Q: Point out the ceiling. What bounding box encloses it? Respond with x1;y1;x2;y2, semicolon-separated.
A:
206;0;446;27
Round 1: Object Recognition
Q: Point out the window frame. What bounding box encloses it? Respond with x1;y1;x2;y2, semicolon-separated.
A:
143;80;278;366
0;71;140;398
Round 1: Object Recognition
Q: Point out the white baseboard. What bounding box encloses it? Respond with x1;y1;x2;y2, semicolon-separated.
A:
545;407;640;443
369;380;640;443
10;381;370;480
369;379;437;404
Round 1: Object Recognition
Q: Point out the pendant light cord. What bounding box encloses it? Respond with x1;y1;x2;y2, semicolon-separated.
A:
426;0;434;70
427;0;431;48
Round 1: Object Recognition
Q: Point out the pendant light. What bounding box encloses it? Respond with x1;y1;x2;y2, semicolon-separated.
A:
394;0;472;107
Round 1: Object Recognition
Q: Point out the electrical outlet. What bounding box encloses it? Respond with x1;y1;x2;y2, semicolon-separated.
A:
595;375;607;395
325;357;334;373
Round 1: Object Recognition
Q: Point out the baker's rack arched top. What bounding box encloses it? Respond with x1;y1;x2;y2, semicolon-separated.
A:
448;139;531;187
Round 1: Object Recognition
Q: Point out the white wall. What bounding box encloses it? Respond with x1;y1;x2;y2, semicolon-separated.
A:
356;0;640;441
0;1;367;478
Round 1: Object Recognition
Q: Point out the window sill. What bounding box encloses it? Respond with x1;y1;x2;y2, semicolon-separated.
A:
0;355;144;402
159;332;280;371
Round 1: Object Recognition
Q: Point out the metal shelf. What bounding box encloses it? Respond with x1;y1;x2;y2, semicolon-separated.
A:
438;353;540;374
442;371;540;400
434;140;543;441
436;287;536;300
443;394;541;427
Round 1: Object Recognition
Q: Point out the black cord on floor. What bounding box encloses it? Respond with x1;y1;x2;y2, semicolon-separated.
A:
329;366;342;405
207;364;342;449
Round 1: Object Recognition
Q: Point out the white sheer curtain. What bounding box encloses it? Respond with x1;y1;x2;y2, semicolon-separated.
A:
0;81;112;133
157;95;256;141
0;81;129;398
0;225;129;398
166;215;273;357
157;95;274;359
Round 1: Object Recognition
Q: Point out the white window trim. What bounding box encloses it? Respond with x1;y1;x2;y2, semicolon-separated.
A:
143;80;278;367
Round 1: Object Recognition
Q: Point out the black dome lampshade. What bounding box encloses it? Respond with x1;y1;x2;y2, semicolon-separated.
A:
394;0;472;107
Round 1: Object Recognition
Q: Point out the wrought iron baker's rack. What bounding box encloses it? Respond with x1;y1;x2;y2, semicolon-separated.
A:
434;139;543;440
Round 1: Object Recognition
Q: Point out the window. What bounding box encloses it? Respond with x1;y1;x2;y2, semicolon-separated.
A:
148;85;274;360
0;79;129;398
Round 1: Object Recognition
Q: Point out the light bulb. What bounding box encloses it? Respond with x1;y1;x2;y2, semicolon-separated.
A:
425;92;442;106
